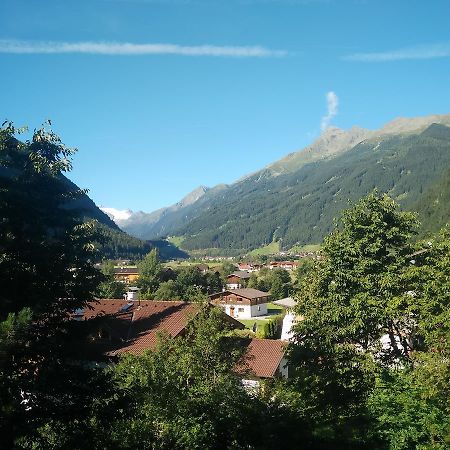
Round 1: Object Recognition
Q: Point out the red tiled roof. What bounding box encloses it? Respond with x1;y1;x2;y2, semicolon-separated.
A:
81;300;198;357
237;339;287;378
79;300;244;359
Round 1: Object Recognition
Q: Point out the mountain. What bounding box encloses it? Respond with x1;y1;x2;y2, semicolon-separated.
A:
101;185;222;240
110;113;450;255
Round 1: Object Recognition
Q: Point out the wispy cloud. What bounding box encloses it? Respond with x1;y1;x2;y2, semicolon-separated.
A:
344;43;450;62
0;39;287;57
320;91;338;131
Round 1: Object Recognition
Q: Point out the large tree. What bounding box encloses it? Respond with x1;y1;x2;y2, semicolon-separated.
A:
290;192;450;447
0;122;105;446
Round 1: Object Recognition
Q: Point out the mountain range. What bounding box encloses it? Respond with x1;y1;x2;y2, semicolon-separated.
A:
102;113;450;255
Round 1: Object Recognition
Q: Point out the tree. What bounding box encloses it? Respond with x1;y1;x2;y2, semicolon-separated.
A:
293;191;419;364
153;280;181;300
97;261;125;298
137;248;162;298
288;192;422;445
108;306;259;448
0;122;105;446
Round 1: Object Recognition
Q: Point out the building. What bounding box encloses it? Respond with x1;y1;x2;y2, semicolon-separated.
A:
75;299;245;360
74;300;289;381
226;271;251;289
113;267;139;283
272;297;303;342
237;338;288;381
195;263;210;274
237;263;262;273
209;288;270;319
268;261;299;271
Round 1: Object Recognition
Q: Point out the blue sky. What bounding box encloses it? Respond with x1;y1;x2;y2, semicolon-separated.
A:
1;0;450;212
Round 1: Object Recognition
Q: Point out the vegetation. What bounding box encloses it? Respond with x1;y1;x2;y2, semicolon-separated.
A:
0;122;106;447
290;191;450;447
247;241;280;256
96;261;126;299
248;267;293;300
2;122;450;449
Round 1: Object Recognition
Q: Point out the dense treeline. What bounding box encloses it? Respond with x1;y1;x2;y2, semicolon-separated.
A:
96;224;188;261
2;124;450;449
97;249;228;301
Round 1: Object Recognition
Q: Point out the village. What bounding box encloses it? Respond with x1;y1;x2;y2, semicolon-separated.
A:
78;257;307;386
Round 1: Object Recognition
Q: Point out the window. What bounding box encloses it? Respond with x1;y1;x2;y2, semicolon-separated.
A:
257;306;261;311
237;297;242;302
238;308;244;312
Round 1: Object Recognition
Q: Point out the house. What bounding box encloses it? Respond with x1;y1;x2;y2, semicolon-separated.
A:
238;263;262;273
226;271;251;289
268;261;299;271
75;299;245;360
74;300;289;384
195;263;210;274
272;297;303;342
237;338;288;380
114;267;139;283
209;288;270;319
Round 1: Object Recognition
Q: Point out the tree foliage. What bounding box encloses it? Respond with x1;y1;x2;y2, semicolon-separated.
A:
0;122;105;446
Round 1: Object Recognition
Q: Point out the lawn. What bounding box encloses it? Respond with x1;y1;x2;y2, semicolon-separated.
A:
167;236;185;247
237;303;284;332
248;241;280;257
289;243;321;253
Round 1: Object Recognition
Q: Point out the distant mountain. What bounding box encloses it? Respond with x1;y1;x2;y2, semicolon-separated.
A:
110;113;450;254
101;185;225;240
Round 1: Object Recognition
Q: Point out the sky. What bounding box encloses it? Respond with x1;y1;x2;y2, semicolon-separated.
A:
1;0;450;212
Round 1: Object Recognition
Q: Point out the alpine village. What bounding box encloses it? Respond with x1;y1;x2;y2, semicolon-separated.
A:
2;2;450;449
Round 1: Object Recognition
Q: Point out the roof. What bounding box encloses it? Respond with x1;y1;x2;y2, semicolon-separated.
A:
78;300;244;359
236;339;287;378
114;267;139;275
273;297;297;308
81;300;198;356
225;288;269;299
227;271;251;279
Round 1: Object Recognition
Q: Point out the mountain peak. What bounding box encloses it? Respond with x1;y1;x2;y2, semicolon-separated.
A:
100;207;133;222
177;185;209;207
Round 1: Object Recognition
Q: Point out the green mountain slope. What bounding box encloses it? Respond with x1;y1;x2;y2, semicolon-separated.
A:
169;123;450;253
115;115;450;254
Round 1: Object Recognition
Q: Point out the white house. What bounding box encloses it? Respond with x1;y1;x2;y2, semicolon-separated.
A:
209;288;270;319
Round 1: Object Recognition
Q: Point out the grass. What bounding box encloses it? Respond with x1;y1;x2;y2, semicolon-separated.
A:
237;302;284;332
238;319;267;334
163;260;223;270
248;241;280;257
289;243;321;253
167;236;186;247
267;302;284;314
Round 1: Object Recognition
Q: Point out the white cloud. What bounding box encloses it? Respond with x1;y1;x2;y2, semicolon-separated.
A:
344;43;450;62
320;91;339;131
0;39;287;57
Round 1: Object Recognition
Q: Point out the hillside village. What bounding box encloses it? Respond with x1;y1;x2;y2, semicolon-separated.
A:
73;246;310;390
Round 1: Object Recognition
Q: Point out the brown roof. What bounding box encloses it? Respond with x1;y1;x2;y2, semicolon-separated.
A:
224;288;269;299
237;339;287;378
81;300;198;357
114;267;139;275
78;300;244;359
227;271;251;279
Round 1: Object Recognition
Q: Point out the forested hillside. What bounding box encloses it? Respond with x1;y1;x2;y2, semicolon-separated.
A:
114;115;450;255
173;123;450;252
